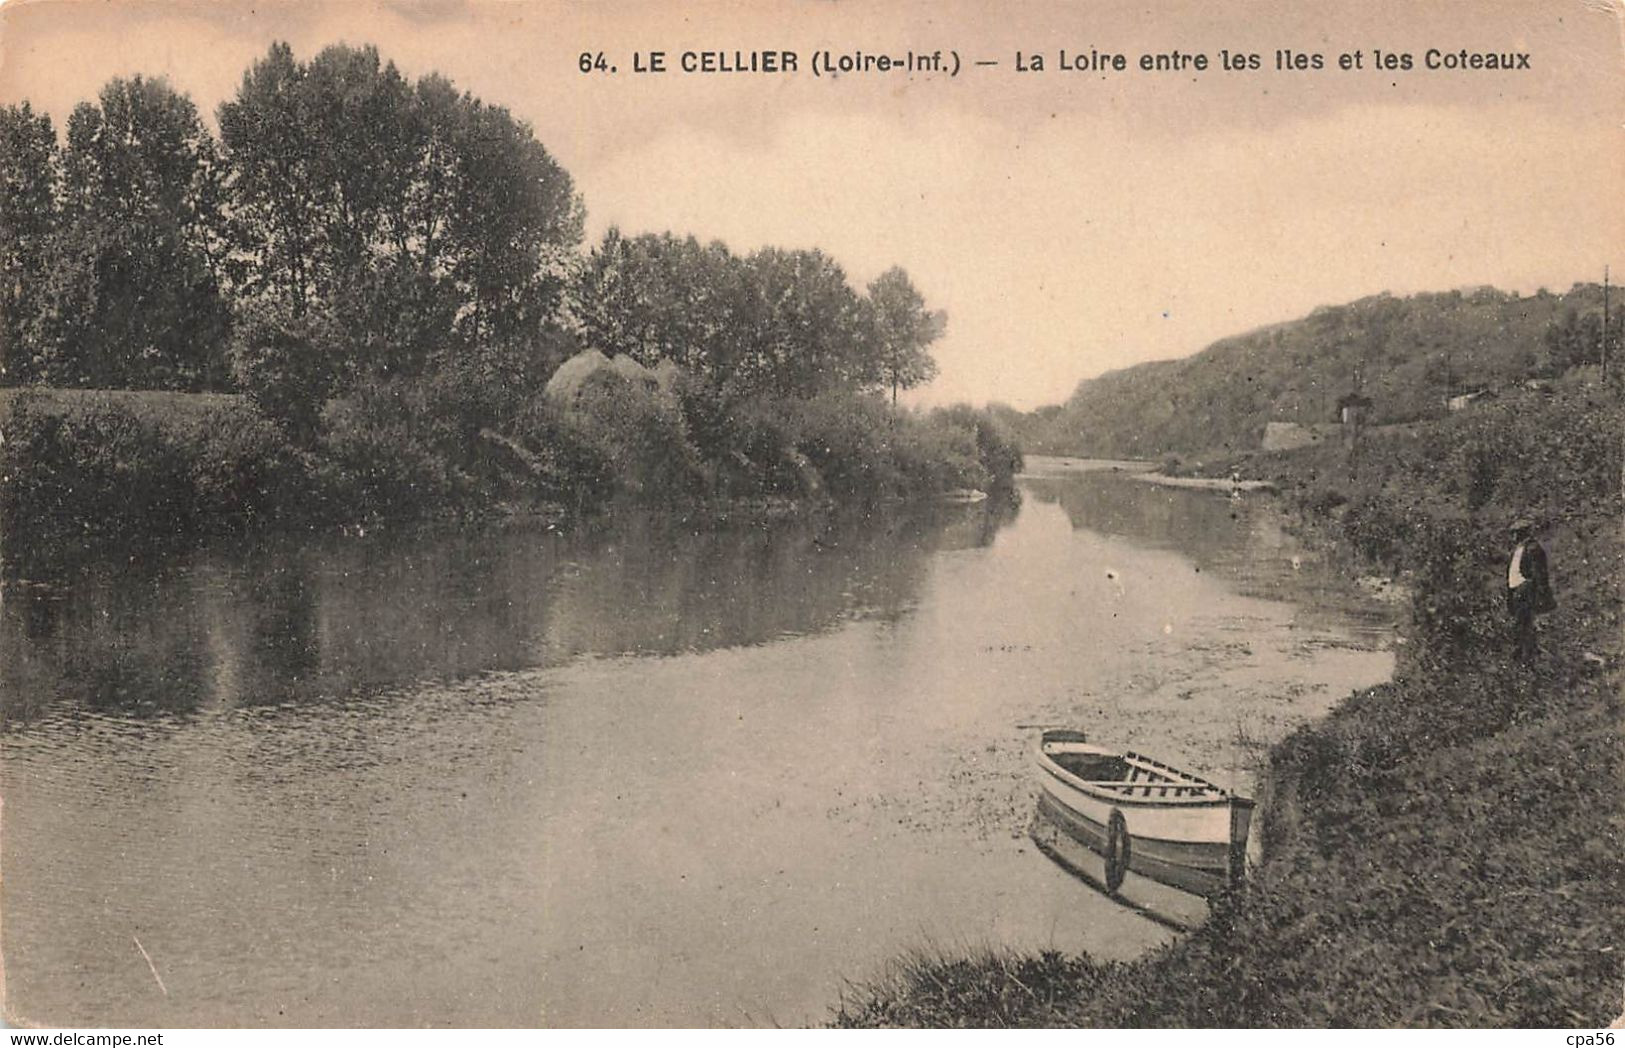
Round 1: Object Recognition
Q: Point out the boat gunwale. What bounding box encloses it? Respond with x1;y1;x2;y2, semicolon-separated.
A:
1036;740;1255;810
1037;760;1244;809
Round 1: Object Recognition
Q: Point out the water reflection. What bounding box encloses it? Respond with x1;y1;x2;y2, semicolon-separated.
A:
1;497;1018;727
1024;470;1393;640
0;473;1393;1028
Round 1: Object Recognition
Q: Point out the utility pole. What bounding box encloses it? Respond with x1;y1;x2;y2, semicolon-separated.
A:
1603;265;1611;382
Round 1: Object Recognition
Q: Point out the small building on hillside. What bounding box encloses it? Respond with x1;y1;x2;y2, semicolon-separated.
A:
1261;421;1333;452
1336;393;1373;449
1336;392;1373;427
1446;389;1496;412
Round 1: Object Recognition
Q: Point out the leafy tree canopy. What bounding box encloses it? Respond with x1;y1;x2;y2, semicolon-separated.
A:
218;42;583;378
31;77;230;390
0;102;58;384
572;231;945;401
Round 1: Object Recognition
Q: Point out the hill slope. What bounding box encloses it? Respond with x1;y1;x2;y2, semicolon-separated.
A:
1023;283;1616;457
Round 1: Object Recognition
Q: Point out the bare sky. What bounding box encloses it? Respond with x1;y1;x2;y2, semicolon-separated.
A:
2;0;1621;408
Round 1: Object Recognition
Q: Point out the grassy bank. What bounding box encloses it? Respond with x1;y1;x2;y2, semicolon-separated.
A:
836;386;1622;1027
0;383;1022;555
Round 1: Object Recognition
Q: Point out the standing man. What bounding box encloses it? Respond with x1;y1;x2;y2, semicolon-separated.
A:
1506;518;1556;662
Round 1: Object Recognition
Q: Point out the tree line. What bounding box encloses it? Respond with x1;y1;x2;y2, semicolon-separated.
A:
2;42;1015;546
576;230;941;402
0;41;942;413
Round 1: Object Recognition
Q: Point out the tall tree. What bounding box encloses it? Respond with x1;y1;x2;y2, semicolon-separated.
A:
440;96;581;346
220;42;582;383
863;266;943;403
300;45;444;379
218;42;320;316
573;235;947;402
573;229;749;379
1544;308;1622;376
740;247;866;398
32;76;229;389
301;44;417;278
0;102;58;384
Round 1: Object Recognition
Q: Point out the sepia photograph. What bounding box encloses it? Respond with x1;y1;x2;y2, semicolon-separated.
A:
0;0;1621;1031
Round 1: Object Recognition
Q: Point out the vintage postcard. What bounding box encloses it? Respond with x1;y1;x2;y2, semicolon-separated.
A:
0;0;1620;1031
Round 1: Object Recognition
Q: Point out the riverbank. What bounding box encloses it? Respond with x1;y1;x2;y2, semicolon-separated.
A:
835;385;1623;1027
0;385;1022;560
1128;473;1277;493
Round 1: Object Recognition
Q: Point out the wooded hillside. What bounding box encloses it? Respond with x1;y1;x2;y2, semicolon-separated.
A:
1021;284;1619;457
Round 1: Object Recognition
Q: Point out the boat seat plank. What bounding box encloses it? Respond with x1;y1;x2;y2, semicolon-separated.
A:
1073;779;1216;792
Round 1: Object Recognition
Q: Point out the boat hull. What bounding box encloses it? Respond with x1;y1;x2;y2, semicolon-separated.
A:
1035;739;1253;898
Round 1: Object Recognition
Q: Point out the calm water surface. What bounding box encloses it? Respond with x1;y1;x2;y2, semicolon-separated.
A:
0;461;1394;1026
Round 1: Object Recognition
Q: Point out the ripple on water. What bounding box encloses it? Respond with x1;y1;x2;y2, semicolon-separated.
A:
0;471;1395;1026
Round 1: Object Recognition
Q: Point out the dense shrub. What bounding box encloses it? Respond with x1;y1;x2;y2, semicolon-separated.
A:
929;403;1024;488
1340;493;1418;569
570;371;707;501
1;393;185;536
506;397;616;510
0;390;297;541
308;343;617;521
1439;388;1622;515
891;414;988;493
173;401;303;524
782;395;1021;501
789;392;906;498
672;385;1022;502
673;381;809;498
229;304;346;444
2;380;1031;539
312;381;460;519
423;331;575;441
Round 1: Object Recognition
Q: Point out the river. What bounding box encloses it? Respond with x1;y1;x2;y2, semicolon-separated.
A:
0;459;1394;1027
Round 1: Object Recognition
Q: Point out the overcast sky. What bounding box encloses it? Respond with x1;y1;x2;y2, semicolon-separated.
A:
2;0;1621;408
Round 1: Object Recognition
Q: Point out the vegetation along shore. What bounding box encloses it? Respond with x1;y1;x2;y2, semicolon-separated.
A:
0;43;1020;556
837;382;1622;1027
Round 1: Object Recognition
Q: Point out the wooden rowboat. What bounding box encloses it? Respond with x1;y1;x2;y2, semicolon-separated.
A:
1033;729;1254;898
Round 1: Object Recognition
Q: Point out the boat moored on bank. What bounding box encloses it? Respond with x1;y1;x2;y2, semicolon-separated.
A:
1032;729;1253;898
